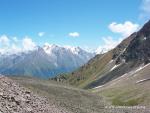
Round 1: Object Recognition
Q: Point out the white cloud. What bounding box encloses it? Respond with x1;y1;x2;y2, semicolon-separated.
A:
0;35;10;46
0;35;39;55
68;32;80;38
109;21;139;37
4;44;22;54
0;48;6;54
96;37;123;54
38;32;45;37
96;21;139;54
0;35;37;54
22;37;37;51
0;43;22;55
11;44;22;53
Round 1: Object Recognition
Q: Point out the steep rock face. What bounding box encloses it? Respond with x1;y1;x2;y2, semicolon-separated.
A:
121;20;150;64
0;76;68;113
112;32;137;60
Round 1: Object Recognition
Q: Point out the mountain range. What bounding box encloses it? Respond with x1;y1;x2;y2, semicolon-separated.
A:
0;44;94;78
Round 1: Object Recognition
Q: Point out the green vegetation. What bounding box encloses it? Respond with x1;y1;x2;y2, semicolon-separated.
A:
93;81;150;107
112;97;144;106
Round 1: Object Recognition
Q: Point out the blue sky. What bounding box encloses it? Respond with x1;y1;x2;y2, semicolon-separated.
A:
0;0;150;53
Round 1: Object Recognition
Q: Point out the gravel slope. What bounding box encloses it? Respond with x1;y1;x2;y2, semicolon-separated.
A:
2;76;150;113
0;76;70;113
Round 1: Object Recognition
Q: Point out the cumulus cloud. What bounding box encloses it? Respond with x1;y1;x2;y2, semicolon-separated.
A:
96;21;139;54
109;21;139;37
96;37;122;54
140;0;150;19
38;32;45;37
0;44;22;55
68;32;80;38
4;44;22;54
11;44;22;52
0;35;10;46
22;37;37;51
0;35;37;54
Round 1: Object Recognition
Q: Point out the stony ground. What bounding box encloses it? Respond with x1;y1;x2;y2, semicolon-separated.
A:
0;76;70;113
1;76;150;113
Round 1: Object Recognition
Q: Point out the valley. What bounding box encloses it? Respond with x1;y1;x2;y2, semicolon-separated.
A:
0;0;150;112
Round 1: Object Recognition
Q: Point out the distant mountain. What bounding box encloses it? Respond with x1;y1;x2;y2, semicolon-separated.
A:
0;44;94;78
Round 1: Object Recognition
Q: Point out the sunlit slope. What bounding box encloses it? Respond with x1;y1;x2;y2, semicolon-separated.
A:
93;63;150;106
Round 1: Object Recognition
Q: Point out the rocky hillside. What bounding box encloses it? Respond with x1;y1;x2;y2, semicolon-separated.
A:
87;20;150;88
56;20;150;90
0;76;69;113
118;20;150;64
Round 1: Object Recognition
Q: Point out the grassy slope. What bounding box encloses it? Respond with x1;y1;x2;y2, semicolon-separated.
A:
11;76;106;113
92;64;150;106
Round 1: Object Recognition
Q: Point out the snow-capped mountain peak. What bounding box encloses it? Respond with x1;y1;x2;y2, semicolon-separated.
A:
43;43;66;55
43;43;88;55
63;46;82;55
0;43;95;78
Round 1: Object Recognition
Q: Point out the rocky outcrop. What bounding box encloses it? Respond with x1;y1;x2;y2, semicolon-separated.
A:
0;76;67;113
117;20;150;65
